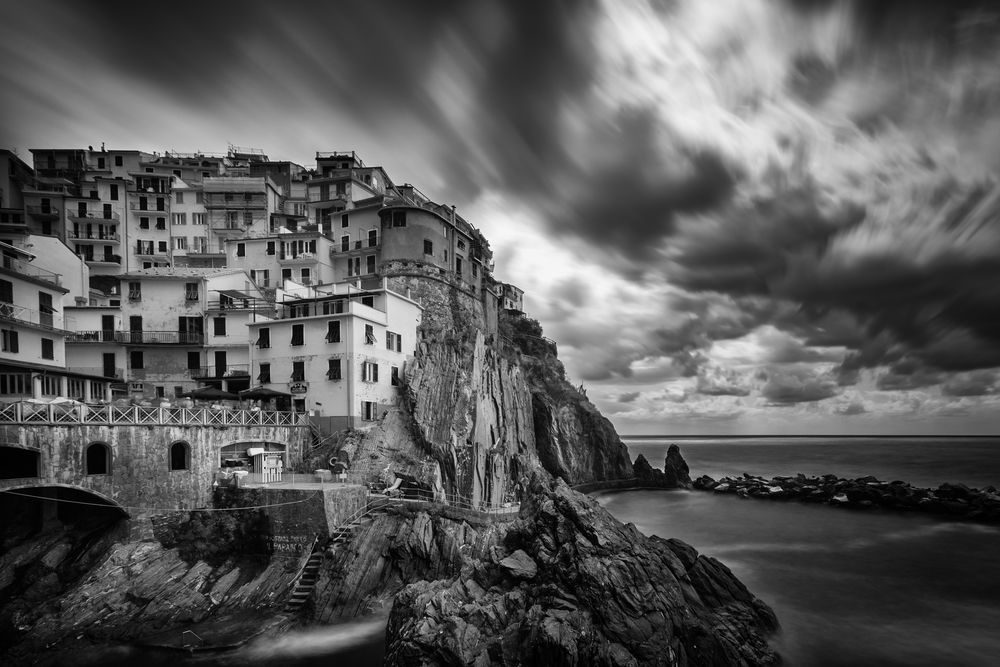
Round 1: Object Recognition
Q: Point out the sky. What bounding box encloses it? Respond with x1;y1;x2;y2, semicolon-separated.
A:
2;0;999;435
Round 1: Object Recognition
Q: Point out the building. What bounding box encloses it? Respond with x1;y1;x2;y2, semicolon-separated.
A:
247;279;421;427
0;150;33;237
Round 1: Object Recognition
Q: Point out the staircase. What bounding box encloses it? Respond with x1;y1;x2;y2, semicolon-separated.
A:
283;545;325;612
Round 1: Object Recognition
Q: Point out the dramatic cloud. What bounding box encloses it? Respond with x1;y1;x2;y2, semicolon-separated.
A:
618;392;641;404
3;0;999;432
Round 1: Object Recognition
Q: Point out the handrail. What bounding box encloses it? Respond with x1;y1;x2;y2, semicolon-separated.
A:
0;403;310;427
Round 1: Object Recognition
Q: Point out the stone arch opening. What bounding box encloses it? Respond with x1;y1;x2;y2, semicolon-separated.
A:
85;442;110;475
169;441;190;471
0;445;40;479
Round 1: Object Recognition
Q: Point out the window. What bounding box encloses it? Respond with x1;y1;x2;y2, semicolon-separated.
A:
237;243;245;257
364;324;375;345
114;155;123;167
175;192;184;204
139;197;148;211
386;331;402;353
173;237;188;250
110;184;119;200
85;443;110;475
158;241;168;253
251;269;269;287
472;263;478;277
0;279;12;304
192;213;206;225
323;300;344;315
257;327;270;349
341;213;349;228
300;268;311;285
341;235;350;252
362;361;379;383
155;385;165;398
214;317;226;336
169;441;190;471
1;329;19;353
291;361;305;381
456;257;463;276
196;191;204;203
291;323;304;346
361;401;377;421
128;281;141;301
458;239;466;250
266;241;275;255
130;350;144;369
258;362;271;383
392;210;406;227
349;257;361;276
244;211;253;227
326;320;341;343
361;296;374;307
184;282;199;300
327;358;341;380
156;197;165;211
172;213;186;225
368;229;378;247
41;338;53;359
366;255;376;274
156;217;166;230
187;351;200;369
391;366;400;386
423;239;433;255
140;216;150;229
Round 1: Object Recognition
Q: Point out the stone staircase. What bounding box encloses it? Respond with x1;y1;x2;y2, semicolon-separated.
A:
283;546;325;613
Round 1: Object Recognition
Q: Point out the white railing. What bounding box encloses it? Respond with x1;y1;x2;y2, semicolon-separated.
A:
0;403;309;427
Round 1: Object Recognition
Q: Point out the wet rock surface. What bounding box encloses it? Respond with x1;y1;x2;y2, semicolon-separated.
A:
632;446;693;489
693;473;1000;522
385;477;779;666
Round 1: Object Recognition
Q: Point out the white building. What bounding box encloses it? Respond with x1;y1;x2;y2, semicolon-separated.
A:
247;279;421;428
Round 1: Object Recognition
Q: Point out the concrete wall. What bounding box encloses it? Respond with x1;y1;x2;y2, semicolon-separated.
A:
0;422;308;513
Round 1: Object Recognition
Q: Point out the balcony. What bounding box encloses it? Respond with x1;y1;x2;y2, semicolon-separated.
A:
81;254;122;266
25;205;60;220
1;255;62;286
116;331;205;345
331;235;379;255
70;230;121;244
129;200;169;211
278;251;318;264
211;222;247;235
67;210;120;223
66;330;117;343
66;366;125;379
0;209;28;232
188;364;250;379
0;302;67;333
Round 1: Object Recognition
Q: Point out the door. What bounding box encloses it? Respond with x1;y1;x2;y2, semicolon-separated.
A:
215;351;227;377
101;315;114;342
38;292;53;328
78;202;87;217
102;353;117;378
103;204;112;220
130;315;142;344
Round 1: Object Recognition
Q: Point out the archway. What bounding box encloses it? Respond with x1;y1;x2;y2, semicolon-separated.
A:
85;442;110;475
169;441;190;471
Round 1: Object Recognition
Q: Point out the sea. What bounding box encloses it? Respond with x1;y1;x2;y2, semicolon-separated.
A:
86;436;1000;666
596;436;1000;667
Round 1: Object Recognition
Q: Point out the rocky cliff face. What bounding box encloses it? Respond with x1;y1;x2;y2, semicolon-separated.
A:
385;477;779;666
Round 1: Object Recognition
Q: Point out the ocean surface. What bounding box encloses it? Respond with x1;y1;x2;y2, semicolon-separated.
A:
595;436;1000;667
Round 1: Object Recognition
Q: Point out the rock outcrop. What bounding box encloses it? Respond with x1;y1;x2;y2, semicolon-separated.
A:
694;473;1000;522
385;478;779;666
632;446;693;489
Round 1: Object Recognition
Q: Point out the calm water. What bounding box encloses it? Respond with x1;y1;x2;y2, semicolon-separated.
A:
595;437;1000;666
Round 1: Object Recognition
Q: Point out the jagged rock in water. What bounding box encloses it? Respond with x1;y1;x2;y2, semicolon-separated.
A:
385;477;779;666
665;444;692;489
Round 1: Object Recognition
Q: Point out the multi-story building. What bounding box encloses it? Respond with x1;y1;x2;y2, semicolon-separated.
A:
247;279;421;426
203;175;281;245
126;171;173;270
225;227;337;290
117;267;262;398
0;241;113;402
0;150;33;237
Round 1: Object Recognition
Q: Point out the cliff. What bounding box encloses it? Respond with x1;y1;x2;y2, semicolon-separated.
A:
385;477;779;666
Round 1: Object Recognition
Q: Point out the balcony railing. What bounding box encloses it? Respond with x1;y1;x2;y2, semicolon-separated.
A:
0;403;308;428
67;211;120;222
25;205;60;219
117;331;205;345
188;364;250;378
70;230;121;242
0;302;65;332
331;235;379;254
65;330;117;343
1;256;62;286
81;254;122;265
278;251;319;263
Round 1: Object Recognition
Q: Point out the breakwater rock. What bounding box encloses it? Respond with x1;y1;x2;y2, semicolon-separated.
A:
633;445;692;489
693;473;1000;522
385;478;779;666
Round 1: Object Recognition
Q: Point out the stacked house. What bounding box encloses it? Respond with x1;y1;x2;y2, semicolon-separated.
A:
0;145;523;429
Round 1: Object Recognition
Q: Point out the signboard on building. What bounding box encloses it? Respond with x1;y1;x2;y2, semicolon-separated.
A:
129;382;144;393
289;382;308;394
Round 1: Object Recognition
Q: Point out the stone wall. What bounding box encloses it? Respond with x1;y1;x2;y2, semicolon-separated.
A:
2;423;309;513
383;260;496;338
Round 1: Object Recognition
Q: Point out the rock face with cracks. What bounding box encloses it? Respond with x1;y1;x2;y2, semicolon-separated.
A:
385;477;780;666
